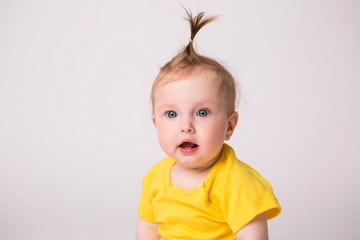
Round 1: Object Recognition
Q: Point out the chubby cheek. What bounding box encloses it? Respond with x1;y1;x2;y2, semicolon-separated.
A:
155;121;176;153
199;121;228;148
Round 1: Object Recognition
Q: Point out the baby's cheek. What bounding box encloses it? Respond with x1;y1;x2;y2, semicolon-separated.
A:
208;123;227;139
157;128;174;149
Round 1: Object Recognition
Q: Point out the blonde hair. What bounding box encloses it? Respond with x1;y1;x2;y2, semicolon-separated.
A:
151;9;239;116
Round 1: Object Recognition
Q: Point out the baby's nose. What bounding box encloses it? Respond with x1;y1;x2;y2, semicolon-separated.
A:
181;121;195;133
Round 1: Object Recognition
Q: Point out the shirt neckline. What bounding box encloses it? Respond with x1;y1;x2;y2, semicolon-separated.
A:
162;145;227;196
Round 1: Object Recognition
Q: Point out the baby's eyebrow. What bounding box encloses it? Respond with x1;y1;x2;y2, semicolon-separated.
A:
193;100;218;107
157;100;218;109
157;104;177;111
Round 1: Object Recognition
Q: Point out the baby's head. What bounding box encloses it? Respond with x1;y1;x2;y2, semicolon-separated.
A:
151;10;239;117
151;10;239;168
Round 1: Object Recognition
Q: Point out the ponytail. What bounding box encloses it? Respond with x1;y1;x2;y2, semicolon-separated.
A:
182;9;217;64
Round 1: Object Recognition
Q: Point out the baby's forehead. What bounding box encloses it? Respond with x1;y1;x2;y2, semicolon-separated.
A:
158;77;221;99
154;74;228;105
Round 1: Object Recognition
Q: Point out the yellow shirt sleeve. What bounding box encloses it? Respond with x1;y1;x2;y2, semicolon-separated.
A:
138;180;156;223
219;158;281;234
137;158;170;223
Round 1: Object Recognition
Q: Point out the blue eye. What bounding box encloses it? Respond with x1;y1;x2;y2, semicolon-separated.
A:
166;111;177;118
197;109;209;117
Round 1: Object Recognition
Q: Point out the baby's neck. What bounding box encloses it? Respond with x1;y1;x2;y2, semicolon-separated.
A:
170;160;215;191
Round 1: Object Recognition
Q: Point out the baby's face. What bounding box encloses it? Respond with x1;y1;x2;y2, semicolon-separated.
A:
152;69;237;170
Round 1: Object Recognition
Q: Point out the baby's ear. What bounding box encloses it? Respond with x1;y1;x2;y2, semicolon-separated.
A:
225;111;238;140
152;115;157;127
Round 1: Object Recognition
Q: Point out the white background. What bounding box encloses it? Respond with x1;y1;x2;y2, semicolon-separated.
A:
1;0;359;239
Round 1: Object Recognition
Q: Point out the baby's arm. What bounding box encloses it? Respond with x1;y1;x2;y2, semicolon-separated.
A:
235;212;269;240
135;218;160;240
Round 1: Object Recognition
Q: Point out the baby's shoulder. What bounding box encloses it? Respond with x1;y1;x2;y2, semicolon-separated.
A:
220;144;260;176
142;156;174;183
218;157;274;198
217;147;269;187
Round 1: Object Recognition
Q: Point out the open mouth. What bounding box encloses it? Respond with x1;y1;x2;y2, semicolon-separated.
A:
180;142;198;148
178;141;199;153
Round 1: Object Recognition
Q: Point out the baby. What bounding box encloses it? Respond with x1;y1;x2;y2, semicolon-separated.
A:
136;10;281;240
